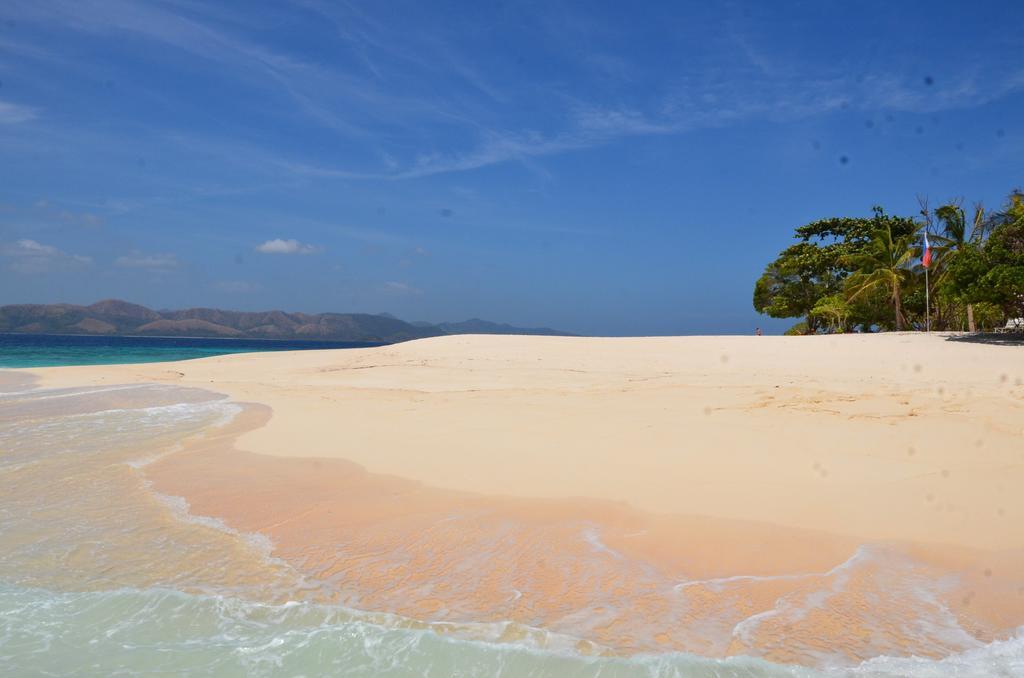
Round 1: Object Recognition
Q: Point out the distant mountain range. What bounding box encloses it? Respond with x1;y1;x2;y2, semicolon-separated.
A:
0;300;573;343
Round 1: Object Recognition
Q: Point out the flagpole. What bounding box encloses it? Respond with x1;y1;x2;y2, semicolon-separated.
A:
925;263;930;333
923;227;931;333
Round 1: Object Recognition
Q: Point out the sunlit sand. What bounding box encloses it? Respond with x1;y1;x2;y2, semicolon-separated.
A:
20;333;1024;667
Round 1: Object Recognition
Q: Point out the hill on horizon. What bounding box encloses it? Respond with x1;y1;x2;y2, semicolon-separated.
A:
0;300;574;343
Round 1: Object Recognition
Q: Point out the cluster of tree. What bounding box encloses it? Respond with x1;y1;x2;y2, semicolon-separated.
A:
753;190;1024;334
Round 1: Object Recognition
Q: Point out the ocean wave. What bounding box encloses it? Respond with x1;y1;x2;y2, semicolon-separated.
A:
3;382;1021;676
0;394;239;470
0;584;1021;677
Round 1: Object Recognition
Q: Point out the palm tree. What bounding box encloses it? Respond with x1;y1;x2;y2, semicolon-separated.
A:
934;201;986;331
843;221;917;331
810;294;851;333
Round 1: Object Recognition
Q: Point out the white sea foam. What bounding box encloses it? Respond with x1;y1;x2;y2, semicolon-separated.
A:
0;383;146;400
0;583;1021;677
675;545;875;593
581;525;624;559
151;490;277;562
3;382;1020;675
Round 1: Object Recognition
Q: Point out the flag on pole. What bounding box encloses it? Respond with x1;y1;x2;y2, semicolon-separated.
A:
922;231;932;269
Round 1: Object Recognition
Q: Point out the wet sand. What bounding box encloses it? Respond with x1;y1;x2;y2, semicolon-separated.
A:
23;333;1024;665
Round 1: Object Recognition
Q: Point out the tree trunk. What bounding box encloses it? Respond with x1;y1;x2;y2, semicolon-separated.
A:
967;303;976;333
893;284;904;331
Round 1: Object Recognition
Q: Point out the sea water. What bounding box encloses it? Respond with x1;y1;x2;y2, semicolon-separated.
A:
1;377;1021;677
0;333;382;368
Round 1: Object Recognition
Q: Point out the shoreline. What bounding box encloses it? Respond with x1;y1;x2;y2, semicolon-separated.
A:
24;333;1024;549
12;335;1024;667
15;332;1024;665
138;393;1021;664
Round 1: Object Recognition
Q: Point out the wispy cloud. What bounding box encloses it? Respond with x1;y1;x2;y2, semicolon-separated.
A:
114;251;180;269
11;0;304;75
255;238;320;254
7;0;467;141
380;281;422;296
29;199;104;227
6;0;1024;188
0;101;37;124
1;238;92;273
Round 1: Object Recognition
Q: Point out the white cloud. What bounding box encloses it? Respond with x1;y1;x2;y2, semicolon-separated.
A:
114;251;180;269
0;101;37;124
8;239;58;256
255;238;320;254
2;238;92;273
380;281;422;296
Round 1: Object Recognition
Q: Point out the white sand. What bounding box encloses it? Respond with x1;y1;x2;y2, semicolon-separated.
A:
28;333;1024;551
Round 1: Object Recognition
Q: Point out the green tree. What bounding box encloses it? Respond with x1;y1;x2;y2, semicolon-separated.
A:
979;193;1024;319
753;207;917;333
933;201;986;331
945;191;1024;323
753;243;838;333
843;219;918;331
810;294;852;333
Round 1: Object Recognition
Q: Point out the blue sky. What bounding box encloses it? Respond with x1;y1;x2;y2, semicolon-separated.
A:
1;0;1021;335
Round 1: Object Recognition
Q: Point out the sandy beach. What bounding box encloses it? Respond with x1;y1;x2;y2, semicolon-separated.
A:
21;333;1024;665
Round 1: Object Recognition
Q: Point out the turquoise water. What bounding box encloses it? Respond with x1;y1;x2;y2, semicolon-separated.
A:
0;334;381;368
0;585;802;678
1;584;1021;677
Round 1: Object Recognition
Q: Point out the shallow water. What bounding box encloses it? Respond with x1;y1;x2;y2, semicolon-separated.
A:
0;377;1021;676
0;333;381;368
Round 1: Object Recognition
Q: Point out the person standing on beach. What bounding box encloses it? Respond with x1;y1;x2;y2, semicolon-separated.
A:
755;327;763;336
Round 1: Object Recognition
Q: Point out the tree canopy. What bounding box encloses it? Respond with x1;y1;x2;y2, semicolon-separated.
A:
945;192;1024;320
754;207;917;333
754;191;1023;333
